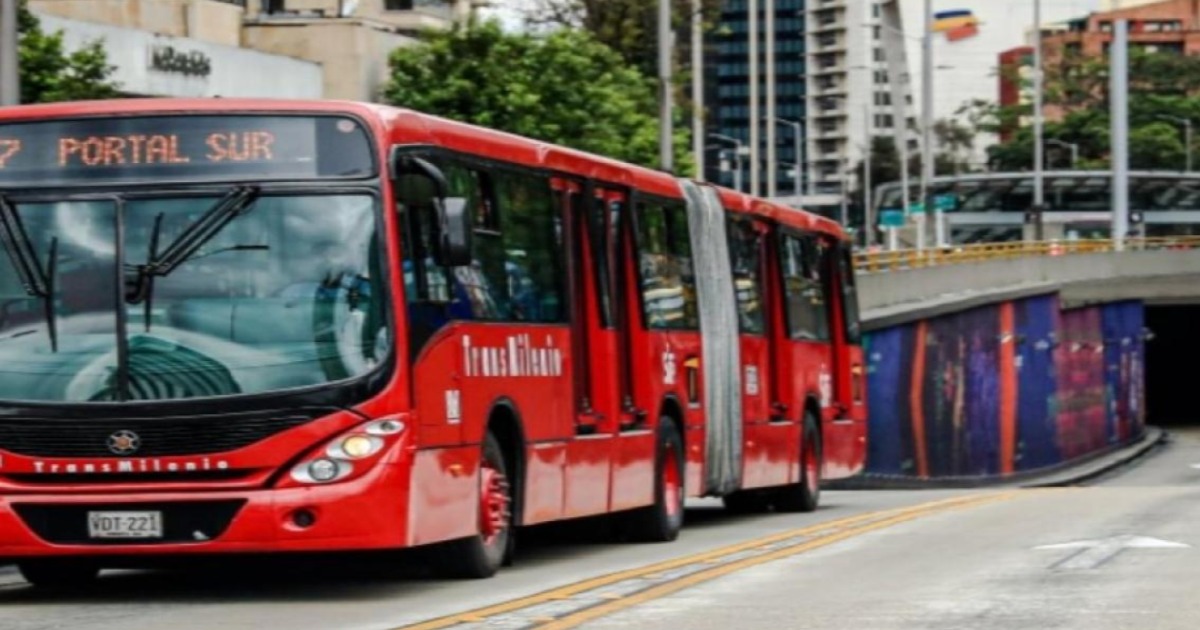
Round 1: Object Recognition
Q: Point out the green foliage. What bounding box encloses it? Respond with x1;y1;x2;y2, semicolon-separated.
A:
17;2;120;103
987;49;1200;172
383;20;692;174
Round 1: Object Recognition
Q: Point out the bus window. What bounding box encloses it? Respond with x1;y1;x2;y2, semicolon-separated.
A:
636;201;699;330
779;233;830;341
727;219;765;335
838;244;862;344
492;172;567;323
588;195;615;328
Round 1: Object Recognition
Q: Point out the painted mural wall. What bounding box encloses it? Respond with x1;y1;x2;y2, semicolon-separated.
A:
864;295;1145;480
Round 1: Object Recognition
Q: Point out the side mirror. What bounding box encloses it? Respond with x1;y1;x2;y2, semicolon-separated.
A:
434;197;473;267
392;151;474;267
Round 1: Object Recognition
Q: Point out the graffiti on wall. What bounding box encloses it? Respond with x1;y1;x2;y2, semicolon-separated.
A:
864;296;1145;480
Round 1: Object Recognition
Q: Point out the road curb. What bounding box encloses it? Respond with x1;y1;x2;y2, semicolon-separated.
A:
1021;426;1167;488
828;426;1167;491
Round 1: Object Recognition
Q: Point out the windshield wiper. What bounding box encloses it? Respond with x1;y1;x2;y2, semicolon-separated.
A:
0;194;59;352
125;186;261;320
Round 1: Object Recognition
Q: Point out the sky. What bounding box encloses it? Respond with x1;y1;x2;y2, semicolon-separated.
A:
477;0;535;29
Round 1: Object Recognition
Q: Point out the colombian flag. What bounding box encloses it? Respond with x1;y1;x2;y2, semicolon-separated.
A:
933;9;980;41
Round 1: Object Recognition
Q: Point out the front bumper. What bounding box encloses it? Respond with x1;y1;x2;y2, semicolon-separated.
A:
0;461;411;559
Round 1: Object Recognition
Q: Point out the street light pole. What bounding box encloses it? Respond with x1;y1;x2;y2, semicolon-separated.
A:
864;104;873;248
775;119;804;198
709;133;746;192
1033;0;1046;241
0;0;18;106
765;0;777;198
921;0;935;249
853;62;874;248
748;0;760;196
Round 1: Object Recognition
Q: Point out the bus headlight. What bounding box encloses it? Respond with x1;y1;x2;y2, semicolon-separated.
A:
328;434;382;460
308;458;342;482
281;414;409;487
290;457;350;484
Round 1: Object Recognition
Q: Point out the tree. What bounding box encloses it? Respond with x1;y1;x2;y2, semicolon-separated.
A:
18;2;120;103
933;117;975;175
382;20;692;173
526;0;724;78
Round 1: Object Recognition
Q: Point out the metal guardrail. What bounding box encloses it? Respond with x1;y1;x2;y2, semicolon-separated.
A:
853;237;1200;273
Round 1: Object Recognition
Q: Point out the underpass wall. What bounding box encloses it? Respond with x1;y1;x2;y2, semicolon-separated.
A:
861;295;1146;482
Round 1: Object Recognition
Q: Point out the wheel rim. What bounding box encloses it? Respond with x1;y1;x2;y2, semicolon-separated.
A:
804;436;819;495
663;443;683;518
479;462;510;546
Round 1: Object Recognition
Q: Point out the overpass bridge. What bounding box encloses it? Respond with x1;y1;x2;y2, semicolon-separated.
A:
849;238;1200;483
873;171;1200;245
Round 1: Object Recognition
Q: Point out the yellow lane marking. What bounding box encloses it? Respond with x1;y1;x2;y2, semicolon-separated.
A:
395;492;1023;630
537;492;1019;630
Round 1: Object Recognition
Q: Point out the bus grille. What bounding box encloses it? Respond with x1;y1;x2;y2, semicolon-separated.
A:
0;413;312;458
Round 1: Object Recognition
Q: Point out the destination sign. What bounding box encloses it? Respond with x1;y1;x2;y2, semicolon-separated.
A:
0;115;375;185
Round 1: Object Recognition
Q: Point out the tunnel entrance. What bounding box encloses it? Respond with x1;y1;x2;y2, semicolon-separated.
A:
1145;306;1200;427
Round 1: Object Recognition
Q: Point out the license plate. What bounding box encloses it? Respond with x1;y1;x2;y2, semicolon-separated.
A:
87;511;163;539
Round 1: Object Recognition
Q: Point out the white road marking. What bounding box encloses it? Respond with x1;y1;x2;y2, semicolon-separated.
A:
1036;535;1190;570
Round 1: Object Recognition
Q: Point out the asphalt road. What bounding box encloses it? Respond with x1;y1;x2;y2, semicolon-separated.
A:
0;429;1193;630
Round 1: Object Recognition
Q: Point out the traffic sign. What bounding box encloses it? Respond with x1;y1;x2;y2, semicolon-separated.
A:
934;194;957;211
879;209;906;227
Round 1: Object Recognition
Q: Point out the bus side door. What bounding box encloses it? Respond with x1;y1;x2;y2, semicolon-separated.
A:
728;217;789;489
559;183;630;517
825;242;867;478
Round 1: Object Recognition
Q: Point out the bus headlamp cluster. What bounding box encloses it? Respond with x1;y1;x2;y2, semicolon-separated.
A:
287;417;407;486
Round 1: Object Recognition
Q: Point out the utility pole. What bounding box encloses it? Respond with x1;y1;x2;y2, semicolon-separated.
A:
765;0;777;198
0;0;18;106
748;0;760;195
1111;20;1130;250
921;0;934;249
1032;0;1046;241
692;0;705;180
658;0;674;173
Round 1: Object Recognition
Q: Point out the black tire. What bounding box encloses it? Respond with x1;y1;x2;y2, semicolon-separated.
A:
622;419;685;542
17;560;100;590
722;489;772;514
773;411;821;513
436;432;513;579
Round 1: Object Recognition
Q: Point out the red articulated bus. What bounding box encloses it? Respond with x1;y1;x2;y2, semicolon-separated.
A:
0;99;865;587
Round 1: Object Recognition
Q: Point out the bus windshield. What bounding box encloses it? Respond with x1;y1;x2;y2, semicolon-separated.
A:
0;192;388;403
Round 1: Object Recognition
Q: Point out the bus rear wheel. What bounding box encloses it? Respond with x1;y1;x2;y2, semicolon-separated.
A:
621;419;685;542
17;560;100;590
773;412;821;513
437;432;513;579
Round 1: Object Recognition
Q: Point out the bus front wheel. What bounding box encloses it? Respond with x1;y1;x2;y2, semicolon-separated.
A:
436;432;513;579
